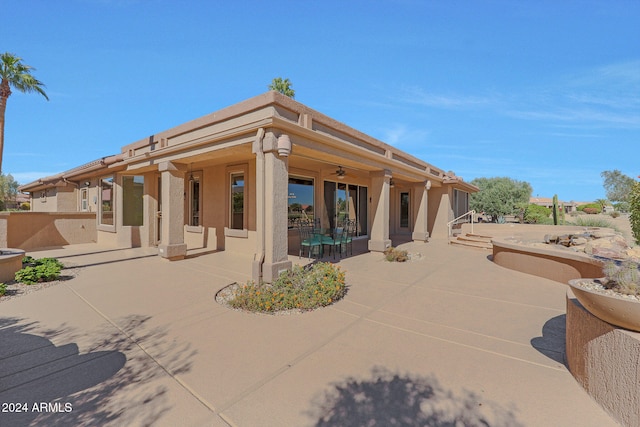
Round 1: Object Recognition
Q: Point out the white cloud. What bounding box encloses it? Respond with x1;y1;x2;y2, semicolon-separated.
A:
400;86;495;109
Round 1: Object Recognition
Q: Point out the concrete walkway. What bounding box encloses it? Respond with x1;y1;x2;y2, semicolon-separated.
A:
0;241;618;426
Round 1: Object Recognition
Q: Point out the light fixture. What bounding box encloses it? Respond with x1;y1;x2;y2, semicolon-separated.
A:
425;180;432;190
188;163;194;183
277;134;292;157
389;178;395;188
84;181;90;187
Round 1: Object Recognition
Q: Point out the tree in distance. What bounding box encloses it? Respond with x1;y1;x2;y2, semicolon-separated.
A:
268;77;295;98
470;177;532;222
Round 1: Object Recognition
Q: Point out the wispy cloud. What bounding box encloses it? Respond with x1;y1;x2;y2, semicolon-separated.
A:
11;172;59;185
399;86;495;109
380;123;430;146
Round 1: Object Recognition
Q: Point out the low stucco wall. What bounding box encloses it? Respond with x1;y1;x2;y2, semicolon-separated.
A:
492;237;604;284
566;290;640;427
0;212;96;250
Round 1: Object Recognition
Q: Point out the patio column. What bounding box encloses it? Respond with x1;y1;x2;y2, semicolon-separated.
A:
158;161;187;260
253;130;292;283
412;180;431;242
368;169;392;252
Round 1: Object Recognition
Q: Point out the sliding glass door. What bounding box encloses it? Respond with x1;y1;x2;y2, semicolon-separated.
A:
324;180;368;237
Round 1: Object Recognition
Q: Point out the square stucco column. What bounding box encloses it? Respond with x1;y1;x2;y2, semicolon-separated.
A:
368;170;392;252
158;161;187;260
412;181;430;242
253;131;292;283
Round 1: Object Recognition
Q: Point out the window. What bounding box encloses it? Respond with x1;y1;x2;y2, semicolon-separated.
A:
400;192;410;228
123;176;144;226
324;180;368;236
230;172;244;230
100;176;114;225
453;189;469;219
288;176;314;225
80;188;88;212
189;176;201;226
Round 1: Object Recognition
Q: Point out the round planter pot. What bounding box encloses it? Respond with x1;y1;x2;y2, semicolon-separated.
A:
568;278;640;332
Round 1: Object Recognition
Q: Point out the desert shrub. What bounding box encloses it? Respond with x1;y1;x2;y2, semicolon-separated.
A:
0;283;6;296
630;181;640;245
15;257;64;285
383;247;408;262
602;260;640;296
577;203;602;214
523;204;551;224
228;262;346;313
609;211;621;218
20;202;30;210
570;216;621;233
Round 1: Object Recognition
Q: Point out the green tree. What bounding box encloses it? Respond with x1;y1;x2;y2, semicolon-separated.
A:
0;172;19;211
470;177;532;222
601;170;635;203
268;77;295;98
1;53;49;173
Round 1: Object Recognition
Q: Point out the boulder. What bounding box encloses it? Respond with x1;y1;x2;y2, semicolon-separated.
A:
584;235;630;260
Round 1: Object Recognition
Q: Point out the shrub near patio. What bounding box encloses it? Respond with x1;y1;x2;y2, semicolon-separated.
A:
15;256;64;285
228;262;346;313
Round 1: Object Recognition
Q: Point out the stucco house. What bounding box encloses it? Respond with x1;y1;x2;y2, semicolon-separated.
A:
19;92;477;281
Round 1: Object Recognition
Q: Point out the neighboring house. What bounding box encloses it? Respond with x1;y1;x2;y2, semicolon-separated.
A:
529;197;578;213
19;92;478;281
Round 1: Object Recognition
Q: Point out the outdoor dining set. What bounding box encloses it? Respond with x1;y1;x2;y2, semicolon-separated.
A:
293;218;356;260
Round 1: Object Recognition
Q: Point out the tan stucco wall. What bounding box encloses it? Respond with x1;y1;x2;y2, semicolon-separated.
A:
428;186;451;239
0;212;96;250
566;291;640;427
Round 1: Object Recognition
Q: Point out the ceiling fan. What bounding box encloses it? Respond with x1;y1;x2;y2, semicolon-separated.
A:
332;166;346;179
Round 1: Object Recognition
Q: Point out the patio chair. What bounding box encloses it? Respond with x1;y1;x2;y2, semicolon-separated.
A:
323;227;345;259
299;222;322;259
342;219;356;256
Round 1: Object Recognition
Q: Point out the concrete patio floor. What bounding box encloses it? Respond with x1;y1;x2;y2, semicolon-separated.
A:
0;240;619;426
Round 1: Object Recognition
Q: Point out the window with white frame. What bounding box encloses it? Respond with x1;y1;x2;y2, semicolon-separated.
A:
80;188;88;212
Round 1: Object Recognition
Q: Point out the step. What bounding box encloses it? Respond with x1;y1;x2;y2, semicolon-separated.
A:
449;237;493;250
455;234;493;244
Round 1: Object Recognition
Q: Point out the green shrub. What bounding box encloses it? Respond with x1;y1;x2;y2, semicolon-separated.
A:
20;202;30;210
15;257;64;285
610;211;621;218
228;262;347;313
630;181;640;245
523;204;551;224
383;247;408;262
577;203;602;214
0;283;6;296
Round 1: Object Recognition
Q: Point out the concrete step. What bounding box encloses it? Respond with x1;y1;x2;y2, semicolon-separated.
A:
449;233;493;250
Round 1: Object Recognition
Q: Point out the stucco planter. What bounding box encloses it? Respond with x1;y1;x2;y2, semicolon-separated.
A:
568;278;640;332
0;248;26;283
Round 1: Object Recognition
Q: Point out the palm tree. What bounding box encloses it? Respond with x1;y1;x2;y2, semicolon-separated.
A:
0;52;49;173
268;77;295;99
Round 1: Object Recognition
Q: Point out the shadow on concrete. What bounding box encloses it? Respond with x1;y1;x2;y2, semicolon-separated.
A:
0;315;196;426
63;253;158;269
307;367;524;427
531;314;567;366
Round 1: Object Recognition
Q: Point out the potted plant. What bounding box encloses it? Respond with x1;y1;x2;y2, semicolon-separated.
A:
569;260;640;332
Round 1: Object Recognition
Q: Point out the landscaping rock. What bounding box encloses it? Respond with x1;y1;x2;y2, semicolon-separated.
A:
584;235;630;260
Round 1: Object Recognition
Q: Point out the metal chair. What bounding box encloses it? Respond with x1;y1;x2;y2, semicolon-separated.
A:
342;219;356;256
298;222;322;259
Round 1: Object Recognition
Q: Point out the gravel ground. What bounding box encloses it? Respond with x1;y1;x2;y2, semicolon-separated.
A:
0;265;81;303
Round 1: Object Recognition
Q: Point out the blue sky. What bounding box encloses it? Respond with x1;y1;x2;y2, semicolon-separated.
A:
2;0;638;202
